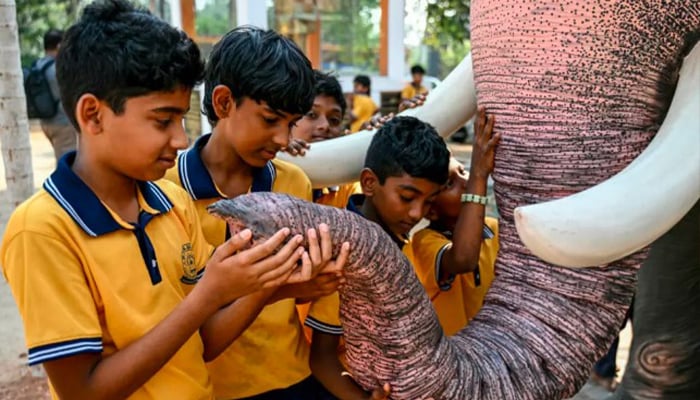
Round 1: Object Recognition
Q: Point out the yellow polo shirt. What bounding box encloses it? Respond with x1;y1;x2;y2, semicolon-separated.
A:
1;152;214;400
163;133;313;399
312;182;362;210
350;94;378;133
407;218;499;336
400;83;429;101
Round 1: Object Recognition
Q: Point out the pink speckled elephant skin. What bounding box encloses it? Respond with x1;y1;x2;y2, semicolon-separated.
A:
213;2;699;399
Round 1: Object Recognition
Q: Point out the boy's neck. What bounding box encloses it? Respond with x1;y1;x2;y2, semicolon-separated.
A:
201;129;255;196
430;218;457;234
72;151;139;221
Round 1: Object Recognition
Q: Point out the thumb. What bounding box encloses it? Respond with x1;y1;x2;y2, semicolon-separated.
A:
211;229;252;261
370;383;391;399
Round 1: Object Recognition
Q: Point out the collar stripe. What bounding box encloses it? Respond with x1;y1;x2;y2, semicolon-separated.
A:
146;181;173;211
178;150;197;200
44;176;98;237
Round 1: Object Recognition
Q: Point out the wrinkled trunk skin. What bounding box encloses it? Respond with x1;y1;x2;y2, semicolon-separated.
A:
470;1;700;398
612;201;700;400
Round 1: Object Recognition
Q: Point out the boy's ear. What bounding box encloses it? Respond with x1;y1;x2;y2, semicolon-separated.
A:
360;168;379;197
212;85;235;119
75;94;102;135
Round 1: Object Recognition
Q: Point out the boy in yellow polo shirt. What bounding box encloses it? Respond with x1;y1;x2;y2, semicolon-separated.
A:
285;70;363;209
308;116;451;399
408;108;501;336
163;27;348;399
0;2;313;399
348;75;378;133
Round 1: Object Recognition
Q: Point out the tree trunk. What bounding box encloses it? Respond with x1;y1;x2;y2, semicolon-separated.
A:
0;0;34;214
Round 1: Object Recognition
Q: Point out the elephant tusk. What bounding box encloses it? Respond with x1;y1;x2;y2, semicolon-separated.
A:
515;42;700;268
278;54;478;188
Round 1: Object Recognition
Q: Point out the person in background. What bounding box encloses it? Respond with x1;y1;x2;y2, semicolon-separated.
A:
37;29;78;162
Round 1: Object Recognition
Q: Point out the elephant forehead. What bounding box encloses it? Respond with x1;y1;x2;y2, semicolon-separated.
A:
470;0;699;194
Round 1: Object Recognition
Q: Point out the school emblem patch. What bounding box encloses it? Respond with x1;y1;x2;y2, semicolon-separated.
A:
181;243;197;282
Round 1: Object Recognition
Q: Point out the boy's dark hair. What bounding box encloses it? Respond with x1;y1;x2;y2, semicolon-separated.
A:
353;74;371;95
364;116;449;185
314;70;346;116
57;0;204;130
203;26;315;125
410;65;426;75
43;29;63;51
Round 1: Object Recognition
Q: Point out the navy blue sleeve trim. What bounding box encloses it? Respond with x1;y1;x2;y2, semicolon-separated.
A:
305;316;343;335
28;337;102;365
435;244;456;291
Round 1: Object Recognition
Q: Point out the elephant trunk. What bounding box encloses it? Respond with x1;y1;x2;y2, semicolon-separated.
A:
208;193;635;399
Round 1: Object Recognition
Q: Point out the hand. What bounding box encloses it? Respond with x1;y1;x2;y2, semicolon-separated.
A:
283;138;310;157
360;113;394;131
283;272;345;304
398;93;427;112
367;383;391;400
469;106;500;180
199;228;305;307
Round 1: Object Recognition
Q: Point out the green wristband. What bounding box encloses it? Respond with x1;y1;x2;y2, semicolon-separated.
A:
461;193;488;205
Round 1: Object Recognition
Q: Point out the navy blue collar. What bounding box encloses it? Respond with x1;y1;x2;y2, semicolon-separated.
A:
177;133;276;200
432;223;495;240
43;151;173;237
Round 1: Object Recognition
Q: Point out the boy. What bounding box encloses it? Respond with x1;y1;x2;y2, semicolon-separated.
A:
348;75;378;133
400;64;429;109
408;107;501;336
285;70;362;208
308;116;451;399
163;27;347;399
0;1;312;399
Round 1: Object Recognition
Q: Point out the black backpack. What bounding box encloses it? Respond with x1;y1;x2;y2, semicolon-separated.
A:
23;58;58;119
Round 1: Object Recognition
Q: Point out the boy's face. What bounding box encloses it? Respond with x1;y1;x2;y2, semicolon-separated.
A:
353;82;368;94
362;170;443;237
216;94;302;167
291;95;344;143
430;158;468;223
412;72;424;85
88;86;191;181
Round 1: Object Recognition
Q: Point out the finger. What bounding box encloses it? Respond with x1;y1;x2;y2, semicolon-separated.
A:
370;383;391;399
239;228;293;264
252;233;304;274
324;241;350;274
485;114;496;137
259;247;305;287
476;106;486;137
211;229;252;262
306;227;322;267
285;250;315;284
318;224;333;264
488;132;502;148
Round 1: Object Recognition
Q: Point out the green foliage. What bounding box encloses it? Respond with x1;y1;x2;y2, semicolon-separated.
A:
319;0;380;74
16;0;79;66
425;0;471;77
195;0;234;37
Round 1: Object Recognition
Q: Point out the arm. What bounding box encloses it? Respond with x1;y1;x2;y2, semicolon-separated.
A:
310;332;375;400
44;228;304;400
440;108;499;276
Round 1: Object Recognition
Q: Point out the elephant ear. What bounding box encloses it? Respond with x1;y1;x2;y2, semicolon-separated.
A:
277;54;478;188
515;42;700;268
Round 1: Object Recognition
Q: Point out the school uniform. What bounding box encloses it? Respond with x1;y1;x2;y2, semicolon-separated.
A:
1;152;214;400
406;218;499;336
163;133;318;399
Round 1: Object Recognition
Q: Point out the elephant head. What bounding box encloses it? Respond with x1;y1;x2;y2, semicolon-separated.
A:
276;2;700;398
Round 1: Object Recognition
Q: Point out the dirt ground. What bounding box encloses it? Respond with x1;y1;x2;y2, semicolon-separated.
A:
0;127;631;399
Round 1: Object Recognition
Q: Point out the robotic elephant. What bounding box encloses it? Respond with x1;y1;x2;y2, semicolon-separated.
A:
278;1;700;399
